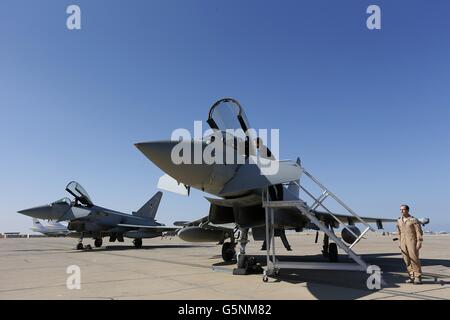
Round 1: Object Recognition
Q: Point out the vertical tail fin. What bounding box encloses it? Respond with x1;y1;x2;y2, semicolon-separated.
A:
133;191;163;220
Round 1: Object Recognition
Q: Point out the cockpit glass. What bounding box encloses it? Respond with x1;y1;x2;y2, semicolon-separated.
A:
52;198;71;206
207;99;259;157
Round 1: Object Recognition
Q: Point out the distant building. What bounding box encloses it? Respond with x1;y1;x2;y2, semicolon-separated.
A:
3;232;22;239
2;232;48;239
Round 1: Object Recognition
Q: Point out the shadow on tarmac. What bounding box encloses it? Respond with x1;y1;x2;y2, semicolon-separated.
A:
212;252;450;299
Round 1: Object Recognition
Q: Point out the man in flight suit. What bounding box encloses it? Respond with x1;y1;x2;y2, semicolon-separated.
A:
397;204;423;284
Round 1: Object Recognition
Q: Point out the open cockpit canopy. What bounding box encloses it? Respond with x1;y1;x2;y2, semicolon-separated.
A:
65;181;93;207
207;98;257;157
206;98;274;159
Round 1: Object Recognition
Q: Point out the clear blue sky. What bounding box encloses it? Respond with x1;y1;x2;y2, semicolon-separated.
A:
1;0;449;233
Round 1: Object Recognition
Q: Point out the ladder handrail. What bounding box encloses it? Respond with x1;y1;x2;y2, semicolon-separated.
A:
302;169;375;231
349;226;371;250
297;204;369;270
299;185;361;240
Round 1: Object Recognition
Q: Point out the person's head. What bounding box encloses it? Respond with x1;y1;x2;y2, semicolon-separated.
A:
400;204;410;217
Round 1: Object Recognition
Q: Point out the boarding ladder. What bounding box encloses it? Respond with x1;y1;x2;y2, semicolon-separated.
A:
261;167;376;281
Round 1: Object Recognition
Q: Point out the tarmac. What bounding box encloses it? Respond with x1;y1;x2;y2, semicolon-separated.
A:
0;233;449;300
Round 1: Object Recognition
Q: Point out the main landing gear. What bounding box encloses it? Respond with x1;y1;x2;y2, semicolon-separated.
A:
321;228;339;262
94;238;103;248
76;243;92;250
133;238;143;248
75;235;102;250
328;243;338;262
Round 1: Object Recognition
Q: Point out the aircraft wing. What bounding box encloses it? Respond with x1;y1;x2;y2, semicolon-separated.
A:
200;221;236;232
174;216;209;227
205;195;261;207
117;224;180;232
176;215;236;231
312;210;397;225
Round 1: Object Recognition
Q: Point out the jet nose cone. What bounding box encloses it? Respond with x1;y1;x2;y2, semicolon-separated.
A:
18;205;54;219
135;141;179;167
135;140;214;187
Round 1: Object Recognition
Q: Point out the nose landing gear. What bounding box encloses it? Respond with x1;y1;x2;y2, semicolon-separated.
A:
76;234;84;250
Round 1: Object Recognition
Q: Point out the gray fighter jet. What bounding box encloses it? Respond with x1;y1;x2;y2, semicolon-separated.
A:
135;98;399;266
18;181;178;249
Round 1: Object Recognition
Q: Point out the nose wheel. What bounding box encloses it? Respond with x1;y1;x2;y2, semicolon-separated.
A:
76;235;84;250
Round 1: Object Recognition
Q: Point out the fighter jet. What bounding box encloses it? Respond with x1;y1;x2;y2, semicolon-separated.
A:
18;181;178;249
135;98;400;267
30;218;70;237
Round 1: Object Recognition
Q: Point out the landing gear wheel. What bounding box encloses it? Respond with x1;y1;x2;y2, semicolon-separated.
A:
76;243;83;250
328;243;338;262
221;242;236;262
94;238;103;248
263;275;268;282
133;238;143;248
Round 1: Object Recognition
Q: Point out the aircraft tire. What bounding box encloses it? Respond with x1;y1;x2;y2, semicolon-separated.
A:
133;238;143;248
221;242;235;262
328;243;338;262
94;238;102;248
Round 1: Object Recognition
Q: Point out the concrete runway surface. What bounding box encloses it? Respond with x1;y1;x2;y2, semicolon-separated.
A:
0;233;449;300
